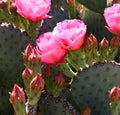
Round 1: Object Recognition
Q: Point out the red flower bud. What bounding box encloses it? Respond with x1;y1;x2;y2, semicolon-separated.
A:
81;107;91;115
55;74;65;87
84;34;98;49
0;0;8;8
110;36;120;47
109;86;120;101
67;0;74;6
22;66;33;79
99;37;109;49
9;84;25;104
30;73;44;91
22;44;33;62
28;48;41;65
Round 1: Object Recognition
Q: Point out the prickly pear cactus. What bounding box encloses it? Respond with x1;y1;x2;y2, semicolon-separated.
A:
81;8;114;42
38;92;80;115
71;61;120;115
38;7;69;35
77;0;107;13
0;23;34;115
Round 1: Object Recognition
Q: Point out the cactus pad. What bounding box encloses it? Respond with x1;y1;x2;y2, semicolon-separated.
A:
38;7;69;36
71;61;120;115
38;92;80;115
0;23;34;114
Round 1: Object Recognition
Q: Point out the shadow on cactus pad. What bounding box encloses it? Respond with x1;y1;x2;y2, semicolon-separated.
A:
0;23;34;115
71;61;120;115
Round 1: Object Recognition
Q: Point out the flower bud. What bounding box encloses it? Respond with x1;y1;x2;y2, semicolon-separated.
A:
109;87;120;101
84;34;98;49
22;44;33;62
110;36;120;47
54;74;65;87
99;37;109;49
0;0;8;8
28;48;41;65
9;84;25;104
81;107;91;115
30;73;44;91
22;66;33;79
67;0;74;6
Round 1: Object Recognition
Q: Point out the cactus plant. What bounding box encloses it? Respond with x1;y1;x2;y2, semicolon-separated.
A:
38;92;80;115
71;61;120;115
0;23;34;115
38;7;69;36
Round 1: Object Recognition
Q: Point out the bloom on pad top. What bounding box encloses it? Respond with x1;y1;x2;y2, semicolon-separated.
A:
104;4;120;36
15;0;51;21
36;19;87;65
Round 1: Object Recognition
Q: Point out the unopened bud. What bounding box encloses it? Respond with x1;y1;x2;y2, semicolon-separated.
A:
55;74;65;87
109;87;120;101
28;48;41;65
81;107;91;115
0;0;8;8
9;84;25;104
67;0;74;6
30;73;44;91
84;34;98;49
22;66;33;79
99;37;109;49
110;36;120;47
22;44;33;62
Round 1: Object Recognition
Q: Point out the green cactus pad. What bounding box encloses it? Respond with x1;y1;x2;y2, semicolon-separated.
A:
38;92;80;115
71;61;120;115
38;7;69;36
77;0;107;13
81;9;114;42
0;23;34;114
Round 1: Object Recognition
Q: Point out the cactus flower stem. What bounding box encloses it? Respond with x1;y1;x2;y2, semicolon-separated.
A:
12;104;26;115
67;0;76;19
110;101;120;115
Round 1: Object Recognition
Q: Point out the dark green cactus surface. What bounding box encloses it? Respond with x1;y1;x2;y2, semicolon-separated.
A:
38;92;80;115
38;7;69;36
77;0;107;14
71;61;120;115
0;23;34;115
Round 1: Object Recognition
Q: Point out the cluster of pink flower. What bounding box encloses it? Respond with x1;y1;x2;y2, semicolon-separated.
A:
13;0;120;66
36;19;87;65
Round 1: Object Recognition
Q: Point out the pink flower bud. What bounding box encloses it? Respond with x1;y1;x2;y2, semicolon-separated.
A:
81;107;91;115
99;37;109;49
84;34;98;49
30;73;45;91
15;0;51;21
104;4;120;36
55;74;65;87
9;84;25;104
22;44;33;62
22;66;33;79
110;36;120;47
28;48;41;65
109;87;120;101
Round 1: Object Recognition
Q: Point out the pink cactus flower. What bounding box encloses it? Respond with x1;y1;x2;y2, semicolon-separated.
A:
52;19;86;50
104;4;120;36
36;32;67;65
15;0;51;22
